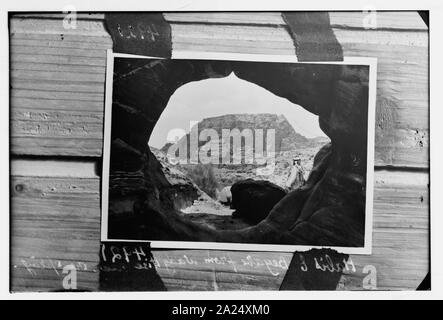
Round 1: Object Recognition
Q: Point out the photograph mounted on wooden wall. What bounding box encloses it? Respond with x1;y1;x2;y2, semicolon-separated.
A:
101;50;377;254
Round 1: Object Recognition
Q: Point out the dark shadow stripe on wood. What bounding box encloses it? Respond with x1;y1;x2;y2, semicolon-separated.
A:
282;12;343;61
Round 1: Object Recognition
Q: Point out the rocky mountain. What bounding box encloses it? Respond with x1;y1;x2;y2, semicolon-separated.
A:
160;113;329;162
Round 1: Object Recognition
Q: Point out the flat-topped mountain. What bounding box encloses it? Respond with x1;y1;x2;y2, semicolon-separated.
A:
160;113;328;159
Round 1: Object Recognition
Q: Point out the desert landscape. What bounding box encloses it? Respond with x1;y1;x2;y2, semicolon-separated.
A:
149;113;330;231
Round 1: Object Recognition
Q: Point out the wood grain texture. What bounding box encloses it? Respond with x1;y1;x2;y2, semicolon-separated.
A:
10;161;429;291
343;170;429;290
10;160;100;292
11;13;105;20
164;12;286;25
334;28;429;167
16;12;426;30
9;13;429;168
329;11;428;30
169;23;295;55
164;12;428;30
10;17;111;156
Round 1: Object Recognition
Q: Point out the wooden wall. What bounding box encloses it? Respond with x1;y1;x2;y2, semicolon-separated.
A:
9;11;429;291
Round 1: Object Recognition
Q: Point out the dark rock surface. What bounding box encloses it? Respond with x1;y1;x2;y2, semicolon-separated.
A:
230;179;287;224
150;147;204;210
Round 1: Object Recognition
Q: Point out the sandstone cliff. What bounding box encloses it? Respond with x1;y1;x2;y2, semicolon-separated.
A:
161;113;328;159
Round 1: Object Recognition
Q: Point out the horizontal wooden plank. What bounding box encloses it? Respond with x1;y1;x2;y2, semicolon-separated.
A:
10;37;113;50
11;159;97;177
11;70;106;83
170;23;295;54
11;269;99;292
373;193;428;230
329;11;428;30
11;103;104;157
11;13;105;20
11;62;106;75
10;44;107;59
10;162;429;291
11;107;103;157
152;250;290;291
164;12;286;25
10;53;108;66
11;80;105;94
164;11;428;30
11;137;103;157
11;11;428;31
11;96;103;112
11;32;113;45
9;18;111;37
11;89;104;102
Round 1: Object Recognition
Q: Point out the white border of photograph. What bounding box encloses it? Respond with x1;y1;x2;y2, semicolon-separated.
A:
101;49;377;255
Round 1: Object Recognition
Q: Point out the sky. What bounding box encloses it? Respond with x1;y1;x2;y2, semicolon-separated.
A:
148;72;327;149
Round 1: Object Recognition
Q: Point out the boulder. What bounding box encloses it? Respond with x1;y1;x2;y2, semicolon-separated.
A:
230;179;287;224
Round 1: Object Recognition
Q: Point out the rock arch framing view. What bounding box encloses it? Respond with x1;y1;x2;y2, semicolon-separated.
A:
101;50;377;254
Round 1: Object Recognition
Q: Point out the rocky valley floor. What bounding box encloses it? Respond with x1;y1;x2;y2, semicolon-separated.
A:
150;143;328;231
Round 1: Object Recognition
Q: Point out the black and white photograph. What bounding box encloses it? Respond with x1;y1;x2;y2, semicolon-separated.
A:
101;52;376;253
6;5;434;295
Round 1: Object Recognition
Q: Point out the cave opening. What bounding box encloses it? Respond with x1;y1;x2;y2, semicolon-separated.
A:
147;72;330;228
107;56;369;248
